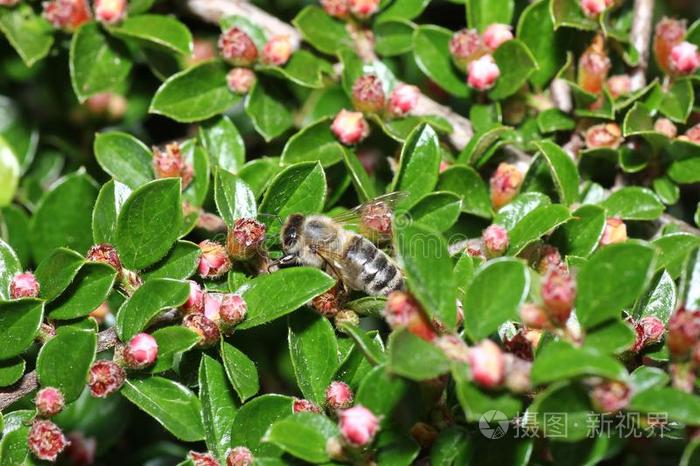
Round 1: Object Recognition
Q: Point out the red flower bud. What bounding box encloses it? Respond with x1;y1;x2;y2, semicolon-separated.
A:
28;419;70;462
352;74;385;113
503;330;534;361
227;68;256;95
386;84;420;117
219;27;258;66
226;217;266;260
85;92;128;120
599;217;627;246
483;23;513;50
467;54;500;91
653;118;677;138
541;268;576;326
449;28;483;71
669;41;700;75
467;339;505;389
503;354;532;393
182;280;205;314
198;240;231;279
490;162;523;210
183;313;221;347
35;387;65;417
654;17;686;75
64;432;96;466
590;380;631;413
331;109;370;145
639;316;665;345
219;293;248;327
227;446;254;466
10;271;40;299
293;398;322;413
0;0;19;6
152;142;193;189
579;0;611;17
88;360;125;398
124;333;158;369
94;0;126;24
435;335;470;363
606;74;631;99
338;405;379;447
537;244;564;274
262;35;293;66
189;38;217;65
384;291;437;342
520;303;552;330
667;308;700;358
681;123;700;144
481;224;508;257
321;0;350;19
325;381;354;410
311;286;341;318
585;123;622;149
42;0;91;31
190;451;220;466
86;243;122;273
348;0;379;19
578;36;610;94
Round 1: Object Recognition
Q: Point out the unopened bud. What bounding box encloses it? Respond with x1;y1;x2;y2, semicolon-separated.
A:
541;268;575;326
503;330;534;361
537;244;563;274
262;35;293;66
482;224;508;257
490;162;523;210
218;26;258;66
590;380;630;413
85;92;127;120
124;333;158;369
293;398;322;413
189;38;217;65
227;446;254;466
467;339;505;389
520;303;551;330
227;68;256;94
503;354;532;393
638;316;665;347
352;74;385;113
585;123;622;149
483;23;513;50
338;405;379;447
384;291;437;342
669;41;700;75
10;271;40;299
654;17;687;75
449;28;483;71
579;0;611;17
670;362;695;392
387;84;419;117
325;381;354;410
204;292;222;322
464;239;485;259
35;387;65;418
190;451;219;466
86;243;122;273
653;118;677;138
335;309;360;330
94;0;126;24
42;0;91;31
311;286;341;318
64;432;96;466
578;36;610;94
667;308;700;359
226;217;266;260
0;0;19;5
198;240;231;279
349;0;379;19
182;280;205;314
435;335;469;363
88;360;125;398
120;269;143;296
467;54;500;91
183;313;221;347
28;419;69;462
321;0;350;19
219;293;247;328
599;217;627;246
606;74;631;98
331;109;370;145
680;123;700;144
152;143;193;188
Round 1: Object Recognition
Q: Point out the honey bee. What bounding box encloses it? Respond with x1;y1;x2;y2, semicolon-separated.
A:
276;193;406;296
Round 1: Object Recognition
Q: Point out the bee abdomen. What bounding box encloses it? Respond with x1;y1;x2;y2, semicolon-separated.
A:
345;235;403;296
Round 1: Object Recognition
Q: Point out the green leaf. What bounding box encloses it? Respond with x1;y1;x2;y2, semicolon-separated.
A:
149;326;199;373
537;109;575;133
457;126;508;166
436;165;492;218
395;223;457;329
29;171;98;263
0;357;25;387
36;327;96;402
431;427;470;465
110;14;192;55
94;132;153;190
489;40;538;100
391;124;441;209
288;310;338;404
70;22;132;102
669;156;700;184
122;377;204;442
629;388;700;425
583;319;636;354
534;141;579;206
378;0;429;21
413;25;470;97
467;0;513;31
0;138;19;208
517;0;566;88
356;365;411;422
653;233;700;279
576;242;656;328
343;148;376;202
551;204;605;258
245;79;294;142
214;169;257;228
531;341;628;385
199;116;245;174
92;180;131;245
633;270;676;323
494;192;550;230
600;187;664;220
0;238;21;300
337;324;385;366
374;20;415;56
259;50;333;89
529;381;596;441
657;78;694;123
230;394;294;456
0;299;43;359
116;278;190;340
0;5;53;66
550;0;597;31
292;6;352;55
463;258;528;340
264;413;339;463
236;267;336;329
48;262;117;320
281;119;344;168
115;178;183;270
142;240;200;281
387;329;450;380
630;366;669;393
507;204;571;255
0;410;33;465
410;192;462;232
221;341;260;402
35;249;85;302
150;61;240;123
199;355;237;460
453;364;522;421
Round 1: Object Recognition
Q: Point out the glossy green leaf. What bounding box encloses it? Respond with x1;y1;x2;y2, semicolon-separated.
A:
281;119;344;168
410;192;461;232
633;270;676;323
0;299;42;359
531;340;627;385
94;132;153;189
374;20;414;56
657;78;694;123
583;319;636;354
490;40;538;100
36;327;96;401
230;394;294;456
436;165;492;218
199;355;237;460
337;323;385;366
507;204;571;255
214;169;257;228
292;6;352;55
551;204;605;258
48;262;116;320
356;365;411;422
517;0;566;88
149;326;199;373
221;341;260;402
264;412;339;463
0;4;53;66
343;147;376;202
457;125;508;166
453;363;522;421
92;180;132;245
534;141;579;206
142;240;200;280
378;0;429;22
0;138;18;208
110;14;192;55
467;0;513;31
653;233;700;279
34;248;85;302
550;0;597;31
245;79;294;141
0;357;25;387
413;25;470;97
199;116;245;174
494;192;551;230
0;410;33;466
391;124;440;209
537;109;575;133
0;238;21;300
629;388;700;425
259;50;333;89
530;381;595;441
387;329;450;380
600;187;664;220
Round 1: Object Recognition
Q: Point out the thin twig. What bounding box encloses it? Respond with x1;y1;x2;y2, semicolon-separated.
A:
629;0;654;91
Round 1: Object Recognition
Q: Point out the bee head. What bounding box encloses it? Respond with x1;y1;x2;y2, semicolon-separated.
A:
281;213;305;253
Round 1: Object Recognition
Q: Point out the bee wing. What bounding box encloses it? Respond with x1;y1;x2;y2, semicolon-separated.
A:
331;192;408;240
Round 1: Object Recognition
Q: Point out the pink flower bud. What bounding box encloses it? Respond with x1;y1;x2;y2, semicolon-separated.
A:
325;381;354;410
653;118;677;138
654;17;687;75
227;68;256;94
42;0;91;31
124;333;158;369
483;23;513;50
467;339;505;389
579;0;608;17
503;354;532;393
606;74;631;98
321;0;350;19
599;217;627;246
578;36;610;94
520;303;551;330
490;162;523;210
204;292;222;322
669;41;700;75
590;380;630;413
94;0;126;24
226;218;266;260
85;92;128;120
219;293;247;327
0;0;19;6
338;405;379;447
537;244;564;274
35;387;65;417
64;432;96;466
387;84;420;116
190;451;219;466
183;313;221;347
482;224;508;257
681;123;700;144
449;28;483;71
667;308;700;358
435;335;470;363
198;240;231;279
227;446;254;466
218;26;258;66
541;268;576;326
293;398;322;413
639;316;665;344
182;280;205;314
189;38;217;65
88;360;125;398
385;291;437;342
352;74;385;113
28;419;69;462
348;0;379;19
585;123;622;149
670;362;695;392
262;35;293;66
311;286;341;318
467;54;500;91
10;271;40;299
331;109;370;145
152;142;193;188
86;243;122;273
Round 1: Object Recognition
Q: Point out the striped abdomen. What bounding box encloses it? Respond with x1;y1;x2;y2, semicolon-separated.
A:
343;233;403;296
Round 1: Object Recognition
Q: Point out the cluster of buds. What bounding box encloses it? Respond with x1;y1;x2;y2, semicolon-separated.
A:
334;309;360;329
435;334;470;363
294;398;322;413
449;25;511;91
183;280;205;314
88;359;126;398
503;353;532;393
584;123;622;149
35;387;65;418
467;55;501;91
384;291;437;342
599;217;627;246
219;27;258;66
667;308;700;359
503;329;534;361
321;0;380;20
189;451;219;466
9;271;40;299
481;224;509;258
226;217;266;260
227;446;254;466
579;0;613;18
386;84;420;117
679;123;700;144
188;38;217;66
28;419;70;462
331;109;370;145
325;381;354;410
42;0;91;31
152;142;193;189
122;333;159;369
350;75;421;118
653;18;687;75
204;292;248;332
578;35;611;95
589;379;631;413
490;162;524;210
198;240;231;279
